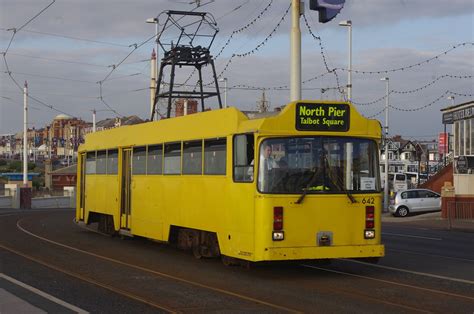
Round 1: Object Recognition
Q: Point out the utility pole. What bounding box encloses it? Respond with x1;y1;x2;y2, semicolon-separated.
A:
150;49;157;118
380;77;390;212
290;0;302;102
146;17;159;120
23;81;28;187
92;109;96;132
339;20;352;101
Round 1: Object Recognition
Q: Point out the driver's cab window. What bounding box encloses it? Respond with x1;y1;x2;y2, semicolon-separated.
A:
233;134;254;182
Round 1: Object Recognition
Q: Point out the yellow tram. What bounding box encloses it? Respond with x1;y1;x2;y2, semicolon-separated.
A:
76;100;384;263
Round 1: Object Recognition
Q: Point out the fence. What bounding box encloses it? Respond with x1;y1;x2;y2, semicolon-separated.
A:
446;201;474;230
0;195;12;207
31;196;73;209
0;186;75;209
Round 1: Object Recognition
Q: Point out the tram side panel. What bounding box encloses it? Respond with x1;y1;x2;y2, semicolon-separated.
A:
130;175;164;240
127;139;256;259
84;175;119;228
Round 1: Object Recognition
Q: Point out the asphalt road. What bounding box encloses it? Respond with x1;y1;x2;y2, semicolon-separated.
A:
1;209;473;313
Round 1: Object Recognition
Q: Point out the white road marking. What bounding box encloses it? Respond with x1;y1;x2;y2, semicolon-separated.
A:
340;259;474;285
0;273;89;313
301;264;474;300
387;248;474;263
382;232;442;241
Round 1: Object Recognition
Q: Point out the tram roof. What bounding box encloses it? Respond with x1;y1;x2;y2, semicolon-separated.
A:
79;101;381;152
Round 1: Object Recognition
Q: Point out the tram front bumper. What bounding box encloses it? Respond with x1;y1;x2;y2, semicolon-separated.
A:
262;244;385;261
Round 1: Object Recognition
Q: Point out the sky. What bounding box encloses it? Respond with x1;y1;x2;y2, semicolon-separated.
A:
0;0;473;141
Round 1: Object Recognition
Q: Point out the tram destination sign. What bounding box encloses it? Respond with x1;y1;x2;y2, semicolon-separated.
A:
296;103;350;131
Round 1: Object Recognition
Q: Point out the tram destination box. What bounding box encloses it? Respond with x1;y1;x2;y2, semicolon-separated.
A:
296;103;350;132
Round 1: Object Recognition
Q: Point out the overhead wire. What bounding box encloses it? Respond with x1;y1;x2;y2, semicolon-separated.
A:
352;74;473;106
302;13;343;97
335;42;474;75
364;90;462;119
181;0;275;86
6;52;110;68
12;28;130;47
194;2;290;89
2;0;77;118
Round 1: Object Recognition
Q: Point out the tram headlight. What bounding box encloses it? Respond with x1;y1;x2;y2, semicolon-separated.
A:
364;229;375;239
272;231;284;241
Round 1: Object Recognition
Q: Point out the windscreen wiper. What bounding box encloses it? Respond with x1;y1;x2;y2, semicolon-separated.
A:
295;187;309;204
295;170;327;204
326;169;357;204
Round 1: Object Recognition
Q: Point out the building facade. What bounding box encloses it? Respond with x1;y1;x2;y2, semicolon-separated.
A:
440;100;474;217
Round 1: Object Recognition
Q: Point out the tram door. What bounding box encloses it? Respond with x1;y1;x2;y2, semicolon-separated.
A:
79;153;86;221
120;148;132;230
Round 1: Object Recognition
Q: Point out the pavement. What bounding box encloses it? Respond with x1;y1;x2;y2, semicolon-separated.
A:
382;211;474;232
0;272;87;314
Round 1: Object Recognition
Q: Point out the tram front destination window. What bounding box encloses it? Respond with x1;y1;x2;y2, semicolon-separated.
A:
258;137;381;194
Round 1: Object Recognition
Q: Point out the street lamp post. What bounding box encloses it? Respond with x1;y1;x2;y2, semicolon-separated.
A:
147;17;159;119
380;77;390;212
219;77;228;108
447;95;455;107
339;20;352;101
446;96;455;165
290;0;301;102
146;17;159;79
23;81;28;187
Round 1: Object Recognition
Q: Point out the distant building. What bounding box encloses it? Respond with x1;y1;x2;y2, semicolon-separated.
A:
7;114;90;160
0;134;14;158
175;99;198;117
85;115;145;133
380;135;444;186
49;165;77;191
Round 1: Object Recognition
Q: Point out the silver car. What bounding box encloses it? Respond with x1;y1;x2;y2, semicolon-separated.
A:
389;189;441;217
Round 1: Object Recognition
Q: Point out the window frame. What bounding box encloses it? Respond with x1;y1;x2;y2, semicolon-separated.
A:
132;146;147;175
204;138;227;175
107;149;119;175
163;142;182;175
86;151;96;175
182;140;203;175
96;150;107;174
147;144;163;175
232;133;255;183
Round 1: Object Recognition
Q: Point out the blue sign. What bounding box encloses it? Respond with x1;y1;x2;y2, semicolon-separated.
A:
309;0;345;23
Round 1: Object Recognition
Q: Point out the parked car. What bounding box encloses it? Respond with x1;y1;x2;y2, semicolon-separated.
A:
389;189;441;217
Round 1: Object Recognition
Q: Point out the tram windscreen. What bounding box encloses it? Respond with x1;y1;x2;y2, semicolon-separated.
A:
258;137;380;194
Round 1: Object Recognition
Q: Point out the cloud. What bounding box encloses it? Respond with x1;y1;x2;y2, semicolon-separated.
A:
1;0;473;138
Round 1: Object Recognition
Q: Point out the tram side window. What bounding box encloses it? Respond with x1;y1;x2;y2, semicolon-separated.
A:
107;149;118;174
96;150;107;174
183;140;202;175
147;145;163;174
164;143;181;174
86;152;96;174
233;134;254;182
204;138;226;175
133;146;147;174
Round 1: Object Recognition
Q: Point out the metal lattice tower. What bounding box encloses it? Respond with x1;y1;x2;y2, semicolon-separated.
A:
151;10;222;120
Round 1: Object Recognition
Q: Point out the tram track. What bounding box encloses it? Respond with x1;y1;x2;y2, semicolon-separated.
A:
300;264;474;301
2;211;473;313
0;243;175;313
386;247;474;263
3;214;301;313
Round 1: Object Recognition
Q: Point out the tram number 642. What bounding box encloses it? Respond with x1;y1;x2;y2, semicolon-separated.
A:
361;197;375;205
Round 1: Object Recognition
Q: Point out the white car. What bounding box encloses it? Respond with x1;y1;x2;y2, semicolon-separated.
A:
389;189;441;217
